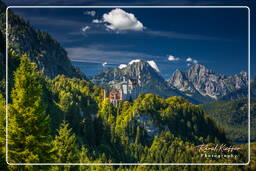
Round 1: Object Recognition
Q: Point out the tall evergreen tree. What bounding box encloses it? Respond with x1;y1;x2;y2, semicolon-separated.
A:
79;146;113;171
0;93;7;169
51;121;78;170
8;54;52;166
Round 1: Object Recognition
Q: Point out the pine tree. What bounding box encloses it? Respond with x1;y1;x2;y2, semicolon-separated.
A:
51;121;78;170
79;146;90;171
79;146;113;171
0;93;7;169
8;54;52;166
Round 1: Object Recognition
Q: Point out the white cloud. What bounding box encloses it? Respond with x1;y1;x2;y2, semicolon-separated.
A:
82;26;91;32
186;57;198;64
186;57;193;62
92;19;103;23
168;55;180;61
147;60;160;72
118;64;127;69
66;46;156;64
84;10;96;17
94;8;144;32
193;59;198;64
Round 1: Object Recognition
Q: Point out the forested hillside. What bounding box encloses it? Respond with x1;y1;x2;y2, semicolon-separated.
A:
200;98;256;143
0;1;84;80
0;55;252;170
0;0;255;170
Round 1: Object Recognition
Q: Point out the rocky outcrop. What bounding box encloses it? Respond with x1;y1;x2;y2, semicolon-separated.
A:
169;69;196;93
168;64;248;100
220;77;255;101
134;114;160;137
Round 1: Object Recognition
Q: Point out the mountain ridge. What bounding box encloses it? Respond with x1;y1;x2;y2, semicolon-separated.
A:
0;3;85;79
92;59;190;101
168;63;248;101
92;61;248;104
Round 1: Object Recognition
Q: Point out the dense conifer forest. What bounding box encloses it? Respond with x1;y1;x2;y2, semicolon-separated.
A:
0;55;255;170
0;1;255;170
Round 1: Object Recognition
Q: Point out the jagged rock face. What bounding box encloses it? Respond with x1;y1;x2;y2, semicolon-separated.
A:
0;5;84;79
169;64;248;100
220;77;255;100
92;60;183;99
169;69;196;93
134;114;160;137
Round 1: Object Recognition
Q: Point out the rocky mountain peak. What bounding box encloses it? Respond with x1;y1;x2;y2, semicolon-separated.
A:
170;69;187;86
126;59;160;73
188;64;214;77
92;59;183;99
239;71;248;77
169;63;248;100
172;69;185;78
128;59;149;69
169;69;197;95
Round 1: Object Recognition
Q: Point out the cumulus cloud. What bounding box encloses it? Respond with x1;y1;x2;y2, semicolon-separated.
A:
186;57;192;62
92;19;103;23
186;57;198;64
93;8;144;32
66;46;156;64
84;10;96;17
168;55;180;61
81;26;91;32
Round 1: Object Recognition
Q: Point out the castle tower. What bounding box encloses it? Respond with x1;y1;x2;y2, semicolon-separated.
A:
104;89;107;99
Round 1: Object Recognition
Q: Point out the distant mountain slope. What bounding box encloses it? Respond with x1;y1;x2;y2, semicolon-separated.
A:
168;68;213;103
168;64;248;101
220;78;256;101
92;61;248;104
0;1;84;79
92;60;192;101
200;98;256;143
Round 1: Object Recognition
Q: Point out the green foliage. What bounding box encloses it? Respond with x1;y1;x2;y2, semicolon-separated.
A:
51;121;78;170
0;2;253;169
0;47;251;170
0;93;7;169
7;55;52;170
51;121;78;163
48;75;100;145
200;98;256;142
0;30;5;91
115;94;226;147
79;146;114;171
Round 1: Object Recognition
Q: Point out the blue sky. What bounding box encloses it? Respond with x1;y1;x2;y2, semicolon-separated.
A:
4;0;255;78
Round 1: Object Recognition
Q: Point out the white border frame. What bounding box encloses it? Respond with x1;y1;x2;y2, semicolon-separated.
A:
5;6;251;166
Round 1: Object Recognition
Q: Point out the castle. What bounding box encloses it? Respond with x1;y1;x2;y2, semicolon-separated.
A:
104;76;140;106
